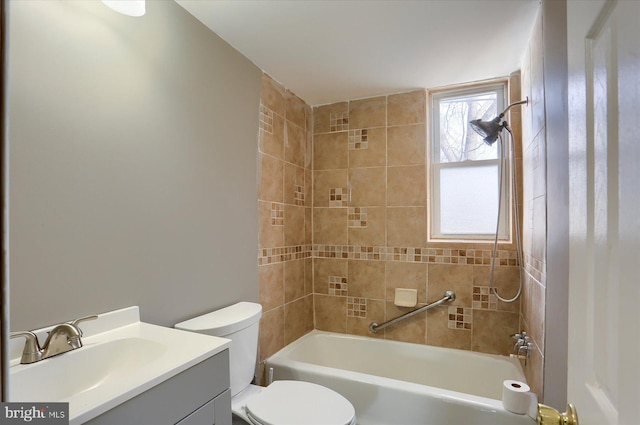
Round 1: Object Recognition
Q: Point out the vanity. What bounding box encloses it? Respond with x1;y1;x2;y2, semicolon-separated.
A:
9;307;232;425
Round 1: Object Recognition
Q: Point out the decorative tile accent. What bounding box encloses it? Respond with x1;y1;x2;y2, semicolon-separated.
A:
347;297;367;318
311;245;519;265
271;203;284;226
330;112;349;132
329;276;348;296
294;185;305;206
329;188;348;208
448;306;472;330
348;207;368;228
472;286;498;310
259;104;274;134
258;245;313;265
348;129;369;150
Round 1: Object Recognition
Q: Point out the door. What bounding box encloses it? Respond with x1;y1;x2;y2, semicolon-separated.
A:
567;1;640;424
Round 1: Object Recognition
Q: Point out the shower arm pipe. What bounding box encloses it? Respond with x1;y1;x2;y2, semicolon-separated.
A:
369;291;455;333
498;97;529;119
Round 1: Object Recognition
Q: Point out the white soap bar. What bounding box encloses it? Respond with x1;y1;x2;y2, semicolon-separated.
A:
394;288;418;307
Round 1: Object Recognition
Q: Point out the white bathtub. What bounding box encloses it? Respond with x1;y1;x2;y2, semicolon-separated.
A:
265;330;535;425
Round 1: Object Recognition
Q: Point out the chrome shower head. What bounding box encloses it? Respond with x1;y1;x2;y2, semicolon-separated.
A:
470;97;528;146
470;116;503;145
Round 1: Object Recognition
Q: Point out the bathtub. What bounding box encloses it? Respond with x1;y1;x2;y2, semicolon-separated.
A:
265;330;534;425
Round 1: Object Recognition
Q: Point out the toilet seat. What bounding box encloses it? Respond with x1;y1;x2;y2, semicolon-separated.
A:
244;380;356;425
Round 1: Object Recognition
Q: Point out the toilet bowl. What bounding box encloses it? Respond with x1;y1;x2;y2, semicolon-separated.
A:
175;302;356;425
233;381;355;425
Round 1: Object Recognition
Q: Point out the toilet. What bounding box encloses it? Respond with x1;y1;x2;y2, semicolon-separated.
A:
175;302;356;425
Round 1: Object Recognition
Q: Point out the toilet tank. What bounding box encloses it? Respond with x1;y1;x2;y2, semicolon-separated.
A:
175;302;262;397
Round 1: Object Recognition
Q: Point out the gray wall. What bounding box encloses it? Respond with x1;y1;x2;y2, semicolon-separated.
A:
8;0;261;330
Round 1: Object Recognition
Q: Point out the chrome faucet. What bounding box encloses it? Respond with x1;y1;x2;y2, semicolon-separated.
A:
11;315;98;364
511;330;532;365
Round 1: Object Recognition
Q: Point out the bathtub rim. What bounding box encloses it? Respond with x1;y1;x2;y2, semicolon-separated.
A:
265;329;528;415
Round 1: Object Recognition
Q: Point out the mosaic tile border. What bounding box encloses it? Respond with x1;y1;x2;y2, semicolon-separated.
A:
448;306;472;330
294;185;305;206
259;104;274;134
329;276;348;296
348;129;369;150
258;245;313;265
472;286;498;310
312;245;519;265
271;203;284;226
258;245;519;267
329;188;348;208
348;207;368;228
330;112;349;132
347;297;367;318
524;253;545;283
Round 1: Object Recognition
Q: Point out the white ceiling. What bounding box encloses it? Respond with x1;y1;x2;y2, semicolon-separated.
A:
176;0;540;106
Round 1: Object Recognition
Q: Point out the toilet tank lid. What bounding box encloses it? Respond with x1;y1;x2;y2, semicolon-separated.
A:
175;302;262;336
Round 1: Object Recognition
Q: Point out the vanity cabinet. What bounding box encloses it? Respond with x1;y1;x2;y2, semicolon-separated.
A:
85;349;231;425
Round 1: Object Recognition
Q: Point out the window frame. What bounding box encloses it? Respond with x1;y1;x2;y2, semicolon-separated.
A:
428;82;511;242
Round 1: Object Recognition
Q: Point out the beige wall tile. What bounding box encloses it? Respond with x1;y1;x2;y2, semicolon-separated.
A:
523;276;545;353
259;154;284;203
259;263;284;312
385;261;427;303
313;258;348;295
387;165;426;206
314;294;346;333
259;113;285;160
471;310;519;355
426;306;471;350
259;200;284;249
313;169;348;208
304;169;313;207
313;208;348;245
314;102;349;134
314;132;348;170
384;301;427;344
348;260;385;299
284;295;314;345
304;258;313;296
305;207;312;245
348;206;386;246
283;162;304;206
284;204;305;246
259;307;284;360
285;121;305;167
349;96;386;129
349;167;386;207
346;299;385;338
387;90;426;126
284;259;305;303
285;93;307;129
428;264;473;307
349;127;386;168
261;75;286;116
472;265;521;313
387;124;426;166
386;207;427;247
523;337;544;400
530;13;545;140
532;196;546;264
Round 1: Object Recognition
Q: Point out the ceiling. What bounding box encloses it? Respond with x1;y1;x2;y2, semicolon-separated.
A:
176;0;540;106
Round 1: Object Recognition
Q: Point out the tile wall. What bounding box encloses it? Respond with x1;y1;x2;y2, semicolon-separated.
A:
257;75;314;382
257;72;536;388
519;10;547;399
312;89;523;355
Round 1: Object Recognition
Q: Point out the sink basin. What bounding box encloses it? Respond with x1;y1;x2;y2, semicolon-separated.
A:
9;307;230;425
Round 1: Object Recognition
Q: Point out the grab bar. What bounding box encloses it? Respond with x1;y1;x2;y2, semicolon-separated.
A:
369;291;455;333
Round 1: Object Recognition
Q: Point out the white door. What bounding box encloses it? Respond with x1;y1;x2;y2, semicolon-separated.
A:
567;1;640;424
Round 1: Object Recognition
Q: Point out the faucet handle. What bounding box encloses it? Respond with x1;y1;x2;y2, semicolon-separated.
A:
69;315;98;336
10;331;43;364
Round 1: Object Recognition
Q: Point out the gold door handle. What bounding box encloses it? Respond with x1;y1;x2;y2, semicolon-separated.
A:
538;403;578;425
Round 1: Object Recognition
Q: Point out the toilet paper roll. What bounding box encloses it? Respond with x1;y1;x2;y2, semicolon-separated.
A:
502;380;533;415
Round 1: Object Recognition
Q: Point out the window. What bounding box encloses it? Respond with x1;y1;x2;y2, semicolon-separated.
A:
430;83;510;241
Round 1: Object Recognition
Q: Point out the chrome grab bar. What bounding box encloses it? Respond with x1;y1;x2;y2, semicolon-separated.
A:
369;291;455;333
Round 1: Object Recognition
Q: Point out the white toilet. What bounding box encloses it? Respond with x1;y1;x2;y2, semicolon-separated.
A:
175;302;356;425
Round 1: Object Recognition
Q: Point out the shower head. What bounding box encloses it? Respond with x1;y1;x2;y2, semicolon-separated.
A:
470;116;503;145
470;97;528;146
